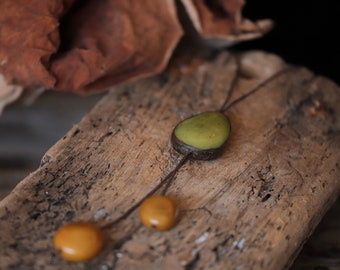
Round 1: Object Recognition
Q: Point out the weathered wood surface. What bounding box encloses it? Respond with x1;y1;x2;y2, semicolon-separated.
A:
0;51;339;270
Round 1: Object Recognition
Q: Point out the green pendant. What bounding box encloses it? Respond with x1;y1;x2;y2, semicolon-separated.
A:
171;111;231;160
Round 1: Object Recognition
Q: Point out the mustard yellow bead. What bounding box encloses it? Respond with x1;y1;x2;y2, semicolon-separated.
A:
54;222;104;262
139;195;179;231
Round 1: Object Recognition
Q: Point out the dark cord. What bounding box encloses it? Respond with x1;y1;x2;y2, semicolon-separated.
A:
221;67;294;113
219;57;240;112
102;153;190;229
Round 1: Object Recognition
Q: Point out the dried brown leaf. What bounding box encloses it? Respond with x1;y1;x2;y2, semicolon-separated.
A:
181;0;273;47
50;0;183;94
0;0;272;96
0;0;67;88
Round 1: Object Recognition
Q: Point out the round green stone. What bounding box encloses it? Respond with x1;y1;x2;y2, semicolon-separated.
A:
173;112;231;151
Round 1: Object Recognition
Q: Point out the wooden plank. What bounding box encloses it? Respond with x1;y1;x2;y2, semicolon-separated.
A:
0;51;339;270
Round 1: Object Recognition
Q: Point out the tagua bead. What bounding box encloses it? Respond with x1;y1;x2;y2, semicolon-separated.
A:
139;195;179;231
54;222;104;262
172;111;231;160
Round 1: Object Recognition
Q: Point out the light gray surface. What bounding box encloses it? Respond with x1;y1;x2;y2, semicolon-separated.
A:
0;91;102;199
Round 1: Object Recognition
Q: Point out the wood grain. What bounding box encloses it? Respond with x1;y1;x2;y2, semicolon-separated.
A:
0;51;339;270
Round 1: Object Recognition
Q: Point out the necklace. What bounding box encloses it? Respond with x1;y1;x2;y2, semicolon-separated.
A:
53;55;292;262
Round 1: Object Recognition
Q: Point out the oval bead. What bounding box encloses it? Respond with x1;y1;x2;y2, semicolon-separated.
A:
139;195;179;231
54;222;104;262
172;111;231;160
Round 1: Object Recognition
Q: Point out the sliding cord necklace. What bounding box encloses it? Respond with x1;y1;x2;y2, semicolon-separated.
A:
53;57;292;262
